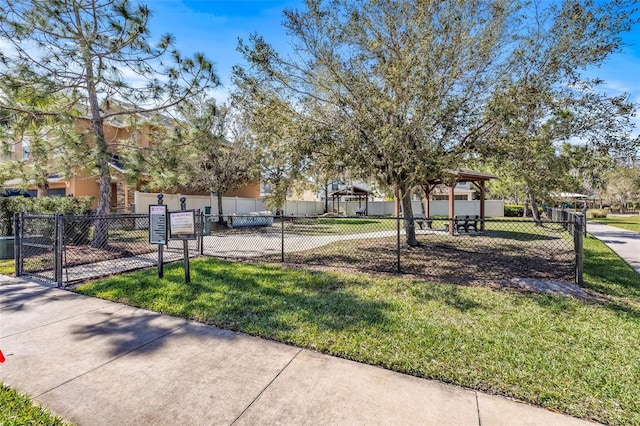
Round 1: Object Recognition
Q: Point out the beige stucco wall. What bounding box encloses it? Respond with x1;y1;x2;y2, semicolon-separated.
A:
224;182;260;198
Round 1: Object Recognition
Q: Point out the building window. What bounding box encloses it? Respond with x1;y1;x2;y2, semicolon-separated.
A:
47;188;66;197
130;132;138;142
22;138;31;159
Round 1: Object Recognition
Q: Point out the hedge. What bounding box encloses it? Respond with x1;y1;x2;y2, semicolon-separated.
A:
0;196;93;236
504;204;543;217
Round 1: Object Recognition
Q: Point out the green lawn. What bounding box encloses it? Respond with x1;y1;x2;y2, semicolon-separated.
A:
284;217;398;235
589;215;640;232
76;235;640;425
0;383;69;425
0;259;13;275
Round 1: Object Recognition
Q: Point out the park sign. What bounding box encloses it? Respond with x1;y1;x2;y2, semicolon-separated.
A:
149;204;167;245
169;209;197;240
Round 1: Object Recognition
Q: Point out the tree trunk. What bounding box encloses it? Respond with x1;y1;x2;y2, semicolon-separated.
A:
92;132;112;248
217;192;225;224
528;190;542;225
324;182;329;214
401;188;418;247
74;4;111;248
36;185;48;198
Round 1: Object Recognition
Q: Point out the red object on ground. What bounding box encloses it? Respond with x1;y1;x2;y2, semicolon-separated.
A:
0;350;5;363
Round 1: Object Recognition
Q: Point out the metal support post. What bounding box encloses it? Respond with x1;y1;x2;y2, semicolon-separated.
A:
574;217;584;285
199;210;204;256
396;214;401;273
55;214;64;287
13;212;21;277
180;197;191;283
157;194;164;278
281;213;285;262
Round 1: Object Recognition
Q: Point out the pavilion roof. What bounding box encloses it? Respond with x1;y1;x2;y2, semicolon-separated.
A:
427;168;498;185
330;185;370;197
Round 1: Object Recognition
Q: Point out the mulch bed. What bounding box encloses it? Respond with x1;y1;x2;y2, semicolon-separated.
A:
264;232;575;287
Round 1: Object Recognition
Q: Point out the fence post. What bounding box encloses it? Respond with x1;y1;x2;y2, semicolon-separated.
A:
180;197;191;284
396;214;401;273
574;216;584;285
13;212;21;277
281;215;285;262
55;213;64;288
199;210;204;256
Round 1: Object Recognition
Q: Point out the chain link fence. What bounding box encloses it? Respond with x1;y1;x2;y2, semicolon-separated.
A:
14;213;59;283
15;211;583;287
202;215;579;284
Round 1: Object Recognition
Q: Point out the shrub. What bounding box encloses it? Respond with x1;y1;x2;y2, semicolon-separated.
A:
587;209;608;219
504;204;524;217
0;196;93;236
504;204;544;217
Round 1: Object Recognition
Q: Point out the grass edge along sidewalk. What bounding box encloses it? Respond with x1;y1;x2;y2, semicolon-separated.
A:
75;235;640;426
589;215;640;233
0;382;70;425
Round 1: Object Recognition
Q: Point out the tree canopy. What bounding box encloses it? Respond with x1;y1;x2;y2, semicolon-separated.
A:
0;0;219;245
235;0;638;241
479;1;639;221
235;0;520;244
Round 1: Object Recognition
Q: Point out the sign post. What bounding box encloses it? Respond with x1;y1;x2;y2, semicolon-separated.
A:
168;197;195;283
149;194;167;278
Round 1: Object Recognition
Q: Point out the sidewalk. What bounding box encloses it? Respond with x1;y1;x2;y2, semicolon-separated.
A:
1;276;594;426
586;222;640;274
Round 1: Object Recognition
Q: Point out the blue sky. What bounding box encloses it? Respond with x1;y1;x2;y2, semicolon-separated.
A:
149;0;301;102
147;1;640;119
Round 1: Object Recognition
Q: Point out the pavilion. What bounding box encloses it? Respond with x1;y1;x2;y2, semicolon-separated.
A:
330;186;370;215
423;168;499;235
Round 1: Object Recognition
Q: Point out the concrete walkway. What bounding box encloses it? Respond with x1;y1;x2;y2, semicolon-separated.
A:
0;276;595;425
586;222;640;274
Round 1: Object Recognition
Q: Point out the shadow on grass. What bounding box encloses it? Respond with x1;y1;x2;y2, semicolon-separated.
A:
77;259;396;342
407;282;483;311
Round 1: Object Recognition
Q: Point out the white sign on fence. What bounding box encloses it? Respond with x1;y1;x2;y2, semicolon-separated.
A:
169;210;196;240
149;205;167;245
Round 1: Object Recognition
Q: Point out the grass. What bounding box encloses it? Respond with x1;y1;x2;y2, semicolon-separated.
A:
284;217;398;235
0;382;69;425
0;259;14;275
76;235;640;426
589;215;640;232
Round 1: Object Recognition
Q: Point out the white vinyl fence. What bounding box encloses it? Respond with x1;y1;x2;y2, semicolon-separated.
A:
134;192;504;217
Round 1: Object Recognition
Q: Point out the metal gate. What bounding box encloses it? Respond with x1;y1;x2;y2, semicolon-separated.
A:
14;212;62;285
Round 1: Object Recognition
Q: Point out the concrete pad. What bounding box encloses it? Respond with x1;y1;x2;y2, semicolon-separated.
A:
0;303;188;396
236;349;479;425
0;277;55;304
1;283;114;337
477;393;594;426
36;322;300;426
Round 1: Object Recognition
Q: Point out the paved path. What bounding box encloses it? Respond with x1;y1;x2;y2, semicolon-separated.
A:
0;276;594;426
587;222;640;274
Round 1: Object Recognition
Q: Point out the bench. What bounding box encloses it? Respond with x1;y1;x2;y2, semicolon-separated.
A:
414;215;433;229
355;207;367;216
454;215;479;233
